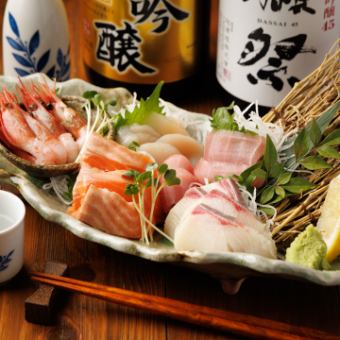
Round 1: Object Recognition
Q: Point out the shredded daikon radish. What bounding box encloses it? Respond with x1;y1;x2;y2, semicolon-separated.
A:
233;102;285;150
42;175;73;206
75;101;93;163
237;184;276;230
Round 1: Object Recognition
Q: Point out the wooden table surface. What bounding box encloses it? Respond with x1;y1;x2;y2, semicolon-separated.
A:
1;1;340;339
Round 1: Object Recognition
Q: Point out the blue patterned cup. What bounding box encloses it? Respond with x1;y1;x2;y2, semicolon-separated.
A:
0;190;25;284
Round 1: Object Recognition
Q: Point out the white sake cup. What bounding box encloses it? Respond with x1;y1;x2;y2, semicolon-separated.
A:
0;190;25;284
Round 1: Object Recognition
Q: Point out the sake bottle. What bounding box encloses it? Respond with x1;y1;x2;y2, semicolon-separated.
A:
2;0;70;81
216;0;339;114
80;0;209;99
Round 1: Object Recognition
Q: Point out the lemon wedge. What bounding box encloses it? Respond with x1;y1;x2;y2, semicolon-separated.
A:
317;175;340;262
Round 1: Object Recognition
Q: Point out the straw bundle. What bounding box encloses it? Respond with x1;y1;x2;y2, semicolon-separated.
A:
263;39;340;248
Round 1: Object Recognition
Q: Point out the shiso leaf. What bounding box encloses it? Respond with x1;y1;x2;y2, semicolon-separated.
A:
121;81;164;128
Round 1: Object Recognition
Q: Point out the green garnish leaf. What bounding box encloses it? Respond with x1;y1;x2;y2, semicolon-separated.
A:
137;171;152;185
316;145;340;159
294;129;311;160
125;183;139;195
210;103;238;131
270;192;287;205
315;101;340;133
158;163;168;174
318;129;340;147
83;90;99;99
283;177;315;194
113;114;126;130
259;206;275;217
124;169;140;179
305;119;322;146
263;135;282;177
260;186;275;204
123;81;164;127
164;169;180;186
275;186;286;197
123;162;180;244
276;172;292;185
128;141;140;151
300;156;331;170
146;163;158;172
248;168;267;188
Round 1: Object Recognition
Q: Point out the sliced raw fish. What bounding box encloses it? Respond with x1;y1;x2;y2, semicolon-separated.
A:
157;134;203;163
197;191;265;234
165;176;276;258
174;204;276;258
69;166;133;214
81;133;153;171
74;185;141;239
204;130;265;165
139;142;180;164
165;178;244;238
117;124;161;146
160;168;198;214
194;158;248;182
145;113;189;136
164;154;194;174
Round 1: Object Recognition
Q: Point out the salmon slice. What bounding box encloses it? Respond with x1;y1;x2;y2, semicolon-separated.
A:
82;133;153;171
69;166;133;214
69;166;161;225
73;185;142;239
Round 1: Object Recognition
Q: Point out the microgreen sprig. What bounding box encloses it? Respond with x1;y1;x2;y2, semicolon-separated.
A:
124;163;180;244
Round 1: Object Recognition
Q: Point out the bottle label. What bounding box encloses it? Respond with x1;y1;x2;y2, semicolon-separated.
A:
82;0;203;84
217;0;339;107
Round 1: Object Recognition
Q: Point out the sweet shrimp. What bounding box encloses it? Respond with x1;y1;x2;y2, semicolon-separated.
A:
0;80;87;165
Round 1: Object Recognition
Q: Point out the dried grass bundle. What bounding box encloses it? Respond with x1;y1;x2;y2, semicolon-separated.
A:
263;39;340;248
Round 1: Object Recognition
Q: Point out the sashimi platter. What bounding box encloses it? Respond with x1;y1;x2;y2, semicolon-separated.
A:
0;46;339;293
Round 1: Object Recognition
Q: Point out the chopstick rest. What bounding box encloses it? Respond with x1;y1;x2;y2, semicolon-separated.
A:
25;261;68;325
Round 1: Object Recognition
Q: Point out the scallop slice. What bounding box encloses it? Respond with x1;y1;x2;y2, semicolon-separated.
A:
157;134;203;163
139;142;180;164
145;113;189;136
117;124;161;146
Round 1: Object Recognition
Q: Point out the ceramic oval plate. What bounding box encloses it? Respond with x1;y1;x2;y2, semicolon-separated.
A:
1;74;340;294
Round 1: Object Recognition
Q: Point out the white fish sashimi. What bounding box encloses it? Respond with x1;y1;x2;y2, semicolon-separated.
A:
145;113;189;136
157;134;203;164
174;205;276;259
165;179;244;238
116;124;161;146
165;178;276;258
139;142;180;164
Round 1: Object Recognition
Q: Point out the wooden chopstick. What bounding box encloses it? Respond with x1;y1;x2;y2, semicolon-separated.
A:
30;271;338;340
